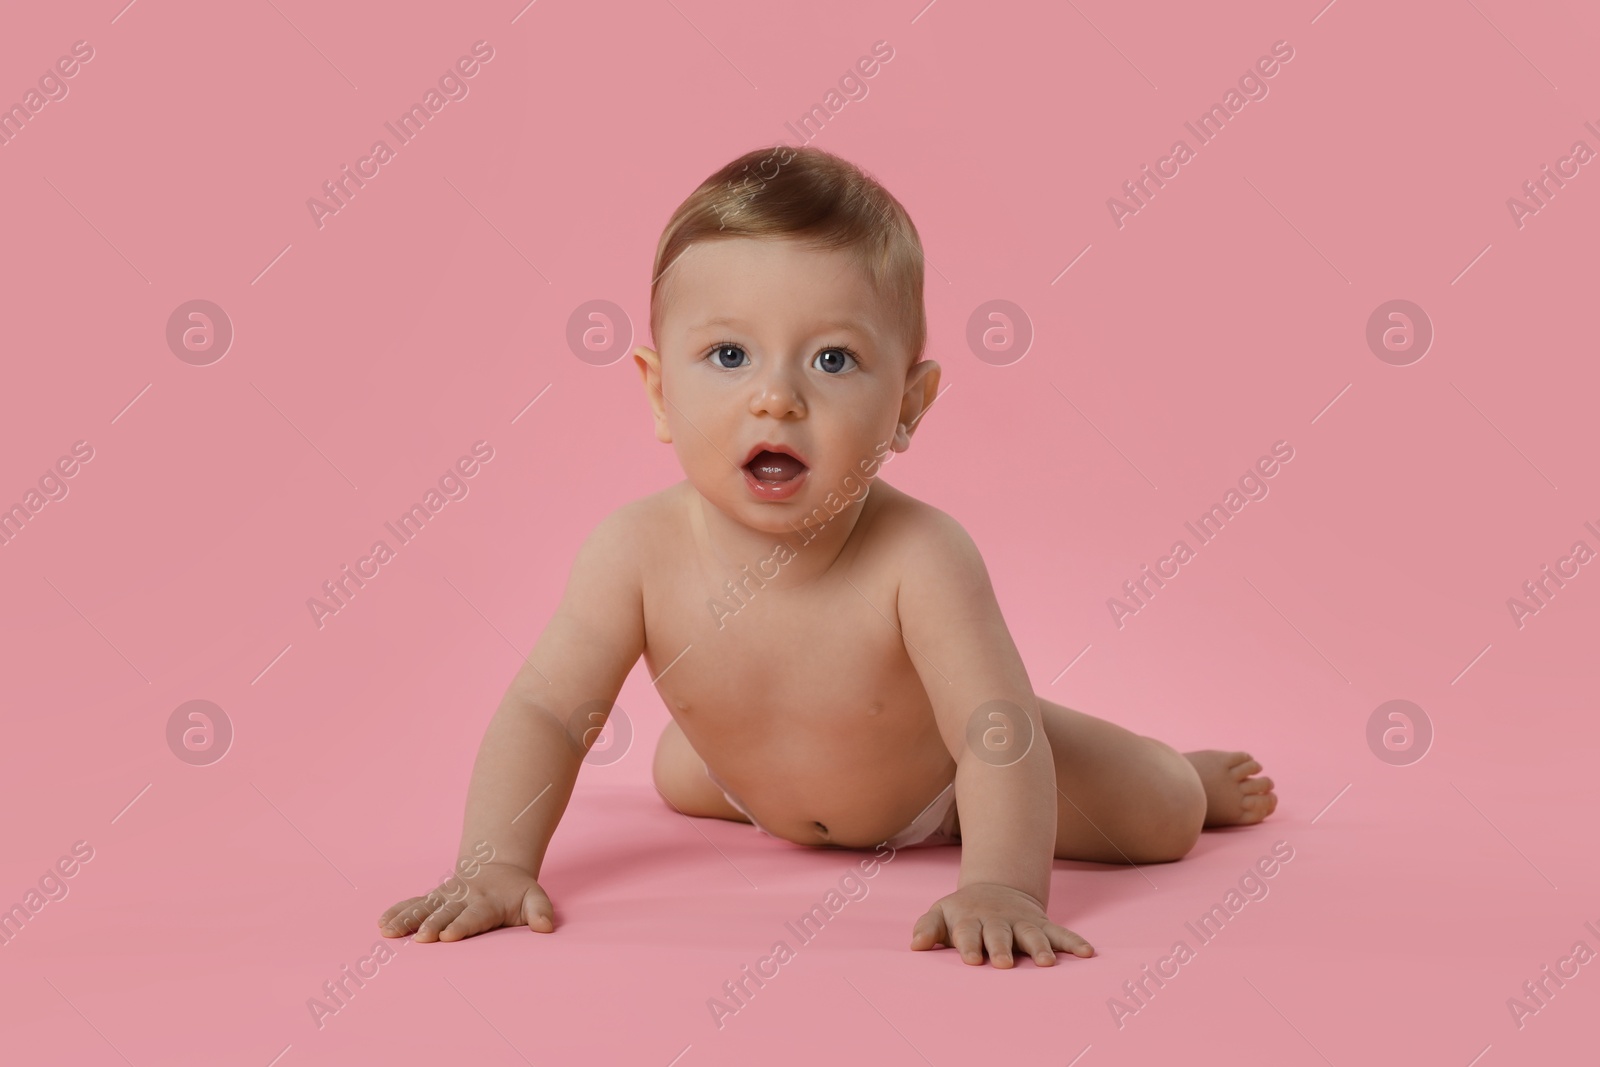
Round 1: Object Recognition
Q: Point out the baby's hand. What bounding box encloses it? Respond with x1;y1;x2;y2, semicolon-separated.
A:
910;883;1094;968
378;863;556;943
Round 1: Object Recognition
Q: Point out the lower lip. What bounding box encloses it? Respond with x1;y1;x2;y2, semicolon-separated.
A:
743;464;808;501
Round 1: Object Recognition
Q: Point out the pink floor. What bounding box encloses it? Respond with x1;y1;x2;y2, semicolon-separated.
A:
3;1;1598;1064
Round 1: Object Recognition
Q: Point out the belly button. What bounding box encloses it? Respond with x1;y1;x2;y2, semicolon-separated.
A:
814;820;829;838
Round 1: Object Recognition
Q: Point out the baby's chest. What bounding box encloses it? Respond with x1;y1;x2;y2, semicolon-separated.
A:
641;565;923;724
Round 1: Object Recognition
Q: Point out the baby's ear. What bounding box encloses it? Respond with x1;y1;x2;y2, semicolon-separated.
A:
894;358;941;451
632;345;673;444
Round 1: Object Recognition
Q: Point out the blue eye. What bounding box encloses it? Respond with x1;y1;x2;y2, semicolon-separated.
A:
708;343;747;369
813;347;858;374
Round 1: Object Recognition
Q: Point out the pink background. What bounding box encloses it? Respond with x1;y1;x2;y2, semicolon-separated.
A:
2;1;1596;1063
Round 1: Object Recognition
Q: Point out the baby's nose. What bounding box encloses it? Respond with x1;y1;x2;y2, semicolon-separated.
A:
749;371;805;416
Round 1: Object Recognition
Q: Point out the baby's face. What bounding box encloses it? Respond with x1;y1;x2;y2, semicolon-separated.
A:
635;237;935;534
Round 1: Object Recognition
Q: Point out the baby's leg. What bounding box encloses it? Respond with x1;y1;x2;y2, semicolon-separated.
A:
1033;698;1272;864
651;718;750;824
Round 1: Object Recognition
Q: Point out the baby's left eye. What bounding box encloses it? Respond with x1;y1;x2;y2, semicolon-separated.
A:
813;348;858;374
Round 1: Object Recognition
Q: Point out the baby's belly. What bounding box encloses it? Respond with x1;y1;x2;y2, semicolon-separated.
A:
679;703;958;849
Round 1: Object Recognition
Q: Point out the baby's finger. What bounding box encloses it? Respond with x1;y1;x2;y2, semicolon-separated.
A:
521;885;556;933
413;898;467;942
439;900;501;942
951;917;986;966
1012;922;1057;967
378;897;430;936
1043;922;1095;958
982;921;1015;968
909;907;949;951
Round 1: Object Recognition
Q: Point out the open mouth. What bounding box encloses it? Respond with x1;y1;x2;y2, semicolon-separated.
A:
741;444;809;500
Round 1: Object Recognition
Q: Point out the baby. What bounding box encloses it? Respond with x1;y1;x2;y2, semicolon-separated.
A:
379;145;1278;968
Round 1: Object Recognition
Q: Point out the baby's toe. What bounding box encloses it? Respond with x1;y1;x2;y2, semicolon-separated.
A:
1230;755;1263;780
1239;775;1274;795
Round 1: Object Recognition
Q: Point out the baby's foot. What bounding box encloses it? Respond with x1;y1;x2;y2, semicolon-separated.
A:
1183;750;1276;828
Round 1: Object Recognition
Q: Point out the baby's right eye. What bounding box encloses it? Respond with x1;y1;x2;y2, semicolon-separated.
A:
708;342;748;369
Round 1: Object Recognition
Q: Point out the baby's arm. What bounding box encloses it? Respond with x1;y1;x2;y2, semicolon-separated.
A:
896;512;1093;968
378;506;645;942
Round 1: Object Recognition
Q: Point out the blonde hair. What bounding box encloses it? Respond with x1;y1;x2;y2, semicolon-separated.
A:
649;144;927;366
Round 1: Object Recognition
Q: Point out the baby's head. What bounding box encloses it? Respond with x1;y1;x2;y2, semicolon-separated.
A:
634;145;941;531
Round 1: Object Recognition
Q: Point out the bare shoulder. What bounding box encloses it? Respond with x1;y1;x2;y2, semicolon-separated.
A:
866;481;987;579
577;483;683;575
